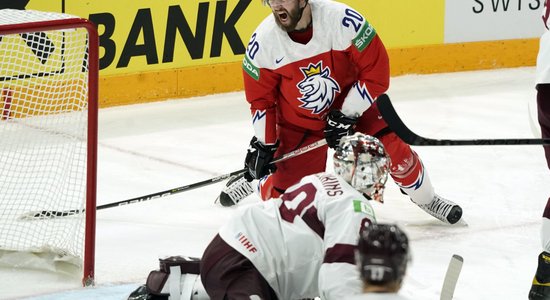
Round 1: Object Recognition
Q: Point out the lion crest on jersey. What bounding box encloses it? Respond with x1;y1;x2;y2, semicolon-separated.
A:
297;62;340;114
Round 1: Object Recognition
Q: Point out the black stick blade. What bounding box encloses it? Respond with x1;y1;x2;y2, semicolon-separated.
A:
376;94;422;145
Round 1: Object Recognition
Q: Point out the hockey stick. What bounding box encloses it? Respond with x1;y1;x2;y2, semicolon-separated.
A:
377;94;550;146
21;139;327;219
440;254;464;300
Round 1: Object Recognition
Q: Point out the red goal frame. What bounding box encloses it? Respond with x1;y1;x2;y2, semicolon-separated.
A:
0;17;99;286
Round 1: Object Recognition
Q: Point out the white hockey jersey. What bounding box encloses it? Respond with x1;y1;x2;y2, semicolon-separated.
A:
537;0;550;84
218;172;377;300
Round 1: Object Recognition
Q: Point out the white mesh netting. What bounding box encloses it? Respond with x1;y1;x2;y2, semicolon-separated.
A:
0;9;92;271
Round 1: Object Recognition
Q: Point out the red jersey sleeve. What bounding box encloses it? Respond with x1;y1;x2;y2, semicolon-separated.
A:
340;25;390;118
242;61;279;145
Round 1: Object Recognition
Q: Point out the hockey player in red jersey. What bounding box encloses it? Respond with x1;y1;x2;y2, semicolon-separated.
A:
218;0;463;225
529;1;550;299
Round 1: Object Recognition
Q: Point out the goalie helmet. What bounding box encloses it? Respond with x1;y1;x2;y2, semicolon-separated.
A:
357;223;410;287
333;132;390;201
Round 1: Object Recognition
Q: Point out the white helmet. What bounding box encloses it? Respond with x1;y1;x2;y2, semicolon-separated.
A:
333;133;390;202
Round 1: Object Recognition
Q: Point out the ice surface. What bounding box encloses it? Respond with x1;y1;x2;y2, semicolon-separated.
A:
2;67;548;300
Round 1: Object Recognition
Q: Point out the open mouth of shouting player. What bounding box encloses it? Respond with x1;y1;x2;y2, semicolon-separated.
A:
268;0;308;32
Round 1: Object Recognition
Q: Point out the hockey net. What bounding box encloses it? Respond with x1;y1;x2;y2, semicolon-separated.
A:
0;9;98;286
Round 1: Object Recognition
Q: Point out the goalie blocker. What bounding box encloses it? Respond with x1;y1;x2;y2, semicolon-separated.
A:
127;256;208;300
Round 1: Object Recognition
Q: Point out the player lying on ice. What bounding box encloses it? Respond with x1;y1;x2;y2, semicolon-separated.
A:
127;133;412;300
216;0;463;226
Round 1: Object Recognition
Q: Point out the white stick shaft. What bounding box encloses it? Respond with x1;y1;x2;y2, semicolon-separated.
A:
273;139;327;163
440;254;464;300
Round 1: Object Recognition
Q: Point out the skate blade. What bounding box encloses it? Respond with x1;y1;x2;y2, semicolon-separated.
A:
451;218;468;227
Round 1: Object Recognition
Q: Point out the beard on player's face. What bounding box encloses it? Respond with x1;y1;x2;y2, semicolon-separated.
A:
271;0;303;32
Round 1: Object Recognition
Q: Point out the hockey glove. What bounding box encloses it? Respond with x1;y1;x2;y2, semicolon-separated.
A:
244;136;279;181
324;110;358;149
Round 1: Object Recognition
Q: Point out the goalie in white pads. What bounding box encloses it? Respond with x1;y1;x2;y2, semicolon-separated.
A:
129;133;394;300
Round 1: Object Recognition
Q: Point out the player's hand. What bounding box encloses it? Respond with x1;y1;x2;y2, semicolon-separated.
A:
324;110;357;149
244;136;279;181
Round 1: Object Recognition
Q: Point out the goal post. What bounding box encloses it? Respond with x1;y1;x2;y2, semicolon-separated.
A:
0;9;98;286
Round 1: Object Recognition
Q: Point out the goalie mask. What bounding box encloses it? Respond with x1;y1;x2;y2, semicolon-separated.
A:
333;133;390;202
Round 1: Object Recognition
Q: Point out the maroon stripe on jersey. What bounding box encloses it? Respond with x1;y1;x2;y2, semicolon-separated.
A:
538;84;550;170
301;206;325;238
544;2;550;29
324;244;356;265
544;197;550;219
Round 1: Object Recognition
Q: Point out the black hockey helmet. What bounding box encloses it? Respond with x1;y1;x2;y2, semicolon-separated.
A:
356;223;410;285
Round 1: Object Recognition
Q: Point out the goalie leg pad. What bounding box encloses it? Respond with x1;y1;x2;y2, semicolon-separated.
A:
144;256;208;300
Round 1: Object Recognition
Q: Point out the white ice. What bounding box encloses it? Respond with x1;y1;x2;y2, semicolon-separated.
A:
1;67;548;300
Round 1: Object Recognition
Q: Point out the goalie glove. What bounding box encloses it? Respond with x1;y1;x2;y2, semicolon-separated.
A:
244;136;279;181
324;110;358;149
